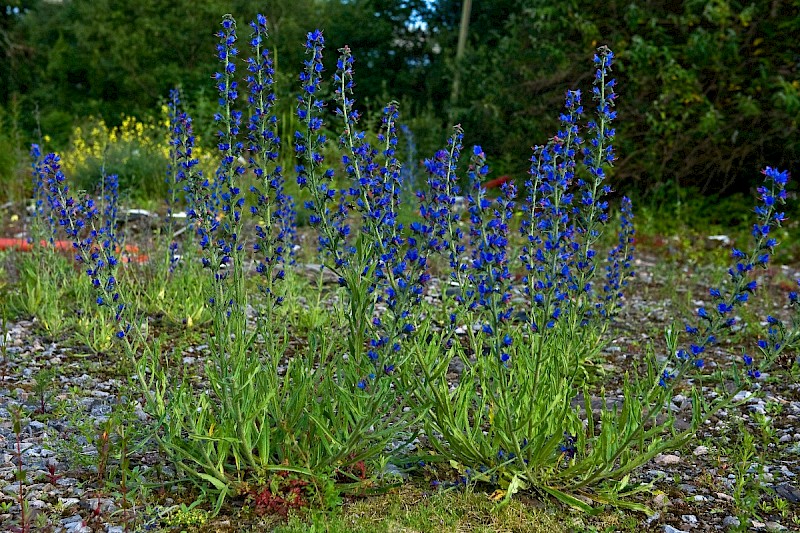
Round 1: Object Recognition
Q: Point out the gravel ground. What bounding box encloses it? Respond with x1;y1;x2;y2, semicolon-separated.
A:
1;208;799;532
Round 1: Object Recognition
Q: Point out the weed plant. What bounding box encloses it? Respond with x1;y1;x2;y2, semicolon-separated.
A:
9;407;30;533
9;145;73;335
137;88;212;328
18;11;800;522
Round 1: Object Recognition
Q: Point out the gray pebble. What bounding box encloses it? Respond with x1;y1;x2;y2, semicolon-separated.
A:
89;402;112;417
646;512;661;524
692;445;708;456
655;453;681;465
722;516;740;528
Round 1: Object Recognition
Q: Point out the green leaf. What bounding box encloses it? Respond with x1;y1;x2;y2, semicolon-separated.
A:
540;485;597;514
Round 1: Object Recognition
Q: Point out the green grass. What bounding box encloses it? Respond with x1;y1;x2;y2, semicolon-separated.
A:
175;485;639;532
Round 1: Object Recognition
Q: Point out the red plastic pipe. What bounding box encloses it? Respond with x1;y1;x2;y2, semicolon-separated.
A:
0;238;148;263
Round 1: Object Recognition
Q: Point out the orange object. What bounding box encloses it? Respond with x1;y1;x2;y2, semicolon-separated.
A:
484;175;512;190
0;238;147;263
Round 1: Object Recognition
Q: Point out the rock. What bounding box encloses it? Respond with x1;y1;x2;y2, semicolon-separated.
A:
646;512;661;524
765;522;787;531
664;526;688;533
134;404;148;421
644;469;667;480
722;516;740;529
693;445;709;456
448;357;465;375
733;390;753;402
652;493;669;507
655;453;681;465
81;497;116;515
707;234;731;246
381;462;408;480
30;498;47;509
681;514;697;524
89;402;112;417
774;483;800;503
61;514;91;533
2;483;22;495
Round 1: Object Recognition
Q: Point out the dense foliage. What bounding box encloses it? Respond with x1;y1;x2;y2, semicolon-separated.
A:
2;8;798;528
1;0;798;199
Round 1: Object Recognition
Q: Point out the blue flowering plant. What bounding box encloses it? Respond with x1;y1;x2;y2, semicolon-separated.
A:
752;279;800;374
600;196;635;318
136;15;280;511
163;87;184;273
36;153;126;352
139;87;211;328
247;13;294;329
23;13;799;518
28;143;56;247
404;47;791;513
406;50;619;504
11;144;74;334
124;16;420;512
292;34;423;476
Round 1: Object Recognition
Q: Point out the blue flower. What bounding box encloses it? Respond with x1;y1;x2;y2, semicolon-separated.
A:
462;144;516;357
246;15;295;309
601;196;635;317
658;369;676;388
680;166;790;381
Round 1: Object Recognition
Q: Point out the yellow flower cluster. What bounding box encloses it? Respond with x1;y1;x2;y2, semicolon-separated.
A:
60;111;214;175
61;115;160;173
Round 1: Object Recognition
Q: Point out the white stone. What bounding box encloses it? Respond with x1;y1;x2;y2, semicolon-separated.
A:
655;453;681;465
693;445;709;456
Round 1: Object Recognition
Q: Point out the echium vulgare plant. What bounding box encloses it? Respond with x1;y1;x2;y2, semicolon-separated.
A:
247;13;294;326
145;89;211;329
126;16;418;513
29;143;55;245
752;278;800;375
42;153;127;349
408;141;526;481
680;167;794;380
14;146;73;334
141;15;276;511
163;87;184;272
333;44;427;383
406;47;792;513
599;196;635;318
286;33;421;476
